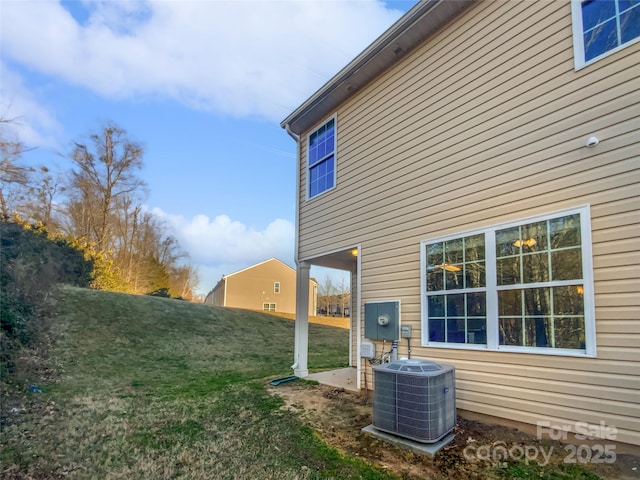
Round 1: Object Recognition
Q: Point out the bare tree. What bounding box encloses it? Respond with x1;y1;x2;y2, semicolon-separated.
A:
118;209;165;293
112;195;142;285
21;166;65;229
67;122;145;250
317;275;335;315
111;207;195;296
335;274;350;317
0;117;34;218
170;264;200;300
41;120;198;297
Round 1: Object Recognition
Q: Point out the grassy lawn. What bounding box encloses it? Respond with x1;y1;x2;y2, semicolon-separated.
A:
1;286;395;479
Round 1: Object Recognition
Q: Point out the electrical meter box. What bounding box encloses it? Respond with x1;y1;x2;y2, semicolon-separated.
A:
364;301;399;340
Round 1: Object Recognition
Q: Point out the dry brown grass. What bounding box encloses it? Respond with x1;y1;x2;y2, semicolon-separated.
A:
261;311;350;329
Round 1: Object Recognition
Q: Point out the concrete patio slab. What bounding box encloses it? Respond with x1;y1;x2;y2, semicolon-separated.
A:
306;367;358;393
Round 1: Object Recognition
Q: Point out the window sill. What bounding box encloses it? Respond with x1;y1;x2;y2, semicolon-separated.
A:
574;34;640;71
306;184;337;202
421;342;596;358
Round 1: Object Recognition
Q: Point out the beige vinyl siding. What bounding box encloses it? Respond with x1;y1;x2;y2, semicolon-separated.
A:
224;259;296;313
298;6;637;245
297;0;640;445
205;279;226;307
210;259;316;316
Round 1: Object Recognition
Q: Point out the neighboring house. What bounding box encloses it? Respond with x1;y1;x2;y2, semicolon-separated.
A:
317;294;351;317
319;302;349;317
204;258;317;316
281;1;640;447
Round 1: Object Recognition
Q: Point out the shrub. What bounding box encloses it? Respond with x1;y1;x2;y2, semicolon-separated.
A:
147;287;171;298
0;219;95;382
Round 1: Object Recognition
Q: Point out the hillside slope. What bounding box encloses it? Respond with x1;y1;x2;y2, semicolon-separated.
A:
52;286;346;391
1;286;394;480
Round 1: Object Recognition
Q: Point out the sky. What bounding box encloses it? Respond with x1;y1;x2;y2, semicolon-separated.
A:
1;0;417;295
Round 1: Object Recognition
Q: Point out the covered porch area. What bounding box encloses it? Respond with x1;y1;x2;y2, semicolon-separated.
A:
292;245;361;389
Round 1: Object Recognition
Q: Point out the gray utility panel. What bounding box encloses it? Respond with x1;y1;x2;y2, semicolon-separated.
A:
364;301;399;340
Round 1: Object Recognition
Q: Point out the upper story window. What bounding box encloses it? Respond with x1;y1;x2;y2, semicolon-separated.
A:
421;206;596;357
274;282;280;294
572;0;640;69
307;116;336;198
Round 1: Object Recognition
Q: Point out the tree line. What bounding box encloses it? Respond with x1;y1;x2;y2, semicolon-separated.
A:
317;275;350;317
0;118;199;299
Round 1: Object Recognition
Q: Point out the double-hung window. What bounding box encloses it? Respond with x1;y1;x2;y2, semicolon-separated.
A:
307;116;336;198
421;207;596;356
572;0;640;69
274;282;280;294
263;303;276;312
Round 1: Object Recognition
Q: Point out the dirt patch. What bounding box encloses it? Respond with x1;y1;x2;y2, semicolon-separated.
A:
269;382;640;480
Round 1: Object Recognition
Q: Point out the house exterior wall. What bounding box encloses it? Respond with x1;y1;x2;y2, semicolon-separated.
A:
225;259;296;313
205;279;226;307
296;1;640;445
205;259;316;316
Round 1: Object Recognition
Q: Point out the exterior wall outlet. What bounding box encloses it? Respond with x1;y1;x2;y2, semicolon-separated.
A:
360;341;376;359
401;324;412;338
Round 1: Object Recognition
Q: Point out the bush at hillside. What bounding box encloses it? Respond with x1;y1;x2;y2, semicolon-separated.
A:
0;219;93;381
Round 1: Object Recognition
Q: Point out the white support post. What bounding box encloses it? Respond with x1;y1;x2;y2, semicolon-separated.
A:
293;261;310;377
353;252;361;390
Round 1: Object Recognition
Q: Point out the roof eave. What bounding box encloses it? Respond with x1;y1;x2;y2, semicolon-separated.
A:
280;0;475;136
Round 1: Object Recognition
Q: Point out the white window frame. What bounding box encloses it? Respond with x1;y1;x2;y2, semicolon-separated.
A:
263;303;276;312
274;282;280;294
571;0;640;70
306;114;337;200
420;206;596;357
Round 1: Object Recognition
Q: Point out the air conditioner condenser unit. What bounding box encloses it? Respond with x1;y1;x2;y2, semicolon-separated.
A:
372;359;456;443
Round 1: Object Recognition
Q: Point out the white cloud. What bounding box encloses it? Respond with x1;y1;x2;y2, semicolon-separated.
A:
0;63;63;149
151;208;295;293
0;1;403;121
0;1;405;295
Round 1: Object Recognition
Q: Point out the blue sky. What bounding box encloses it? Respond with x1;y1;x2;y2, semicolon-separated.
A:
1;0;417;295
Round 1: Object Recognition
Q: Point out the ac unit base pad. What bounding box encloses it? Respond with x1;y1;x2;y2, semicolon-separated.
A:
361;425;454;457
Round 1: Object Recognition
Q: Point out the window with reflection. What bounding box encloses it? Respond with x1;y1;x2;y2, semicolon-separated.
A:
425;234;487;345
497;214;586;349
307;117;336;198
572;0;640;68
422;208;594;355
